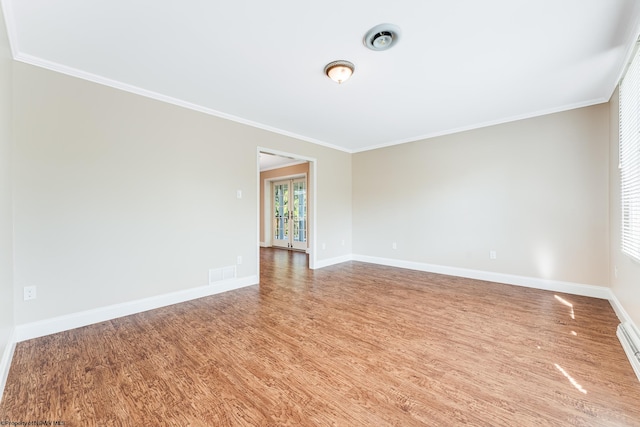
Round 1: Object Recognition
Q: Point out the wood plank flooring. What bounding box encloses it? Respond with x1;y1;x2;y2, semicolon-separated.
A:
1;248;640;426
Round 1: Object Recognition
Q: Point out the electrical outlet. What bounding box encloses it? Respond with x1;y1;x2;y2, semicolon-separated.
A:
24;286;37;301
237;255;243;265
490;250;497;259
392;242;397;250
322;243;326;250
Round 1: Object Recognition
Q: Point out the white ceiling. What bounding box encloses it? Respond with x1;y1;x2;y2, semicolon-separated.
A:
2;1;640;153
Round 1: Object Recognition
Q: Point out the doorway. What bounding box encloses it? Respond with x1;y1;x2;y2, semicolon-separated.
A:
272;177;307;250
258;148;316;270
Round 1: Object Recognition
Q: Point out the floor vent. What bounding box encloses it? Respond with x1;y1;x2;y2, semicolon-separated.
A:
617;322;640;382
209;266;237;285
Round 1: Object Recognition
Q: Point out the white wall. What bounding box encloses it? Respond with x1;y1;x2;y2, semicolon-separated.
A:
609;87;640;326
353;104;610;286
12;62;352;325
0;4;15;390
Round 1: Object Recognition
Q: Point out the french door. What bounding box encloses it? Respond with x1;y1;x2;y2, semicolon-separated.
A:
273;177;307;250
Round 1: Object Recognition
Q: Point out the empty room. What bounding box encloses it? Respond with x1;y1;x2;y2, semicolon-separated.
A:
1;1;640;425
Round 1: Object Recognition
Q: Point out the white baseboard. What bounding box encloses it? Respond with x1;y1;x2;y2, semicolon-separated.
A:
313;254;354;270
0;327;16;405
15;276;258;343
260;242;267;248
352;254;611;299
608;291;634;324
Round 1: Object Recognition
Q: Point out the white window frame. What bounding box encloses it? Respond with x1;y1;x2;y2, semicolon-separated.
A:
620;43;640;262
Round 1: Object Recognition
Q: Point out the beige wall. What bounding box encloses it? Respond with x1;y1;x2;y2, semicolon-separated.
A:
609;87;640;326
259;163;309;245
12;62;352;325
353;104;610;286
0;6;14;370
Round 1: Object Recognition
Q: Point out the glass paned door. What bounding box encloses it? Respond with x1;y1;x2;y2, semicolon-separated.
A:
273;181;289;248
291;178;307;250
272;177;307;250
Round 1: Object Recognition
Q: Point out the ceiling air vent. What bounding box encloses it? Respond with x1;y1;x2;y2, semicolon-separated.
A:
364;23;401;51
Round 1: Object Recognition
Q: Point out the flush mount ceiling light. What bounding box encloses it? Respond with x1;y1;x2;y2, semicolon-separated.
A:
364;23;401;51
324;60;355;84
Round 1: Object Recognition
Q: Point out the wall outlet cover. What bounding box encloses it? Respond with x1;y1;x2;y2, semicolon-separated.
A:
24;286;37;301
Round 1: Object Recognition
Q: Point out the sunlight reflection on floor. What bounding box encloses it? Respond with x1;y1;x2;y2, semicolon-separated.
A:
554;295;576;320
555;363;588;394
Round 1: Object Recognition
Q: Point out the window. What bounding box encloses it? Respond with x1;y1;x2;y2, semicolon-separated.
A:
620;44;640;261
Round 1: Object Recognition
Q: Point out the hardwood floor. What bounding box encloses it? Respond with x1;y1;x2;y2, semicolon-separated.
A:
1;248;640;426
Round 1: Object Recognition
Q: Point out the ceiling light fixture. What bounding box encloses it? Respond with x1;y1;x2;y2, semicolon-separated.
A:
364;23;401;51
324;60;355;84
